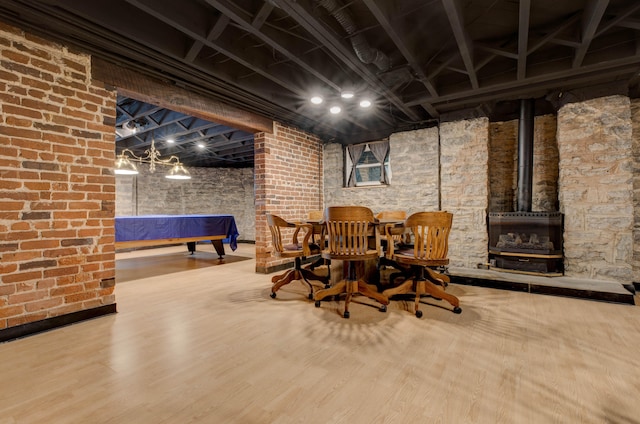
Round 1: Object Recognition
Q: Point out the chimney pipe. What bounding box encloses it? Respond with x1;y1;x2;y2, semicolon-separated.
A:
517;99;534;212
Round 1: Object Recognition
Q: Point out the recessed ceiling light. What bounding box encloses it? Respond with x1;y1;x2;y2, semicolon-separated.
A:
329;105;341;114
166;138;175;143
197;143;205;149
310;96;323;105
359;99;372;108
341;91;354;99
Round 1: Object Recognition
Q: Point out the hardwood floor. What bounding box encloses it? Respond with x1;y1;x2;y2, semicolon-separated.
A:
1;243;639;423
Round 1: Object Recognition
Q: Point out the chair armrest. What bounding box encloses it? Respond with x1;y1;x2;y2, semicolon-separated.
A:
384;223;397;258
292;223;313;256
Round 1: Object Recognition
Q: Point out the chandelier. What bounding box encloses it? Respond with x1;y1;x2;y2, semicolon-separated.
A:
114;136;191;180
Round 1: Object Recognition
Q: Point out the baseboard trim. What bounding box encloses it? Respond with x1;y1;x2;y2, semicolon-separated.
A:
0;304;117;343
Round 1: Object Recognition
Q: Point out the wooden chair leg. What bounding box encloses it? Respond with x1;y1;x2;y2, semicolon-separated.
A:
314;281;346;302
382;279;414;298
357;280;389;307
426;268;450;287
270;269;296;297
422;280;461;312
414;280;425;318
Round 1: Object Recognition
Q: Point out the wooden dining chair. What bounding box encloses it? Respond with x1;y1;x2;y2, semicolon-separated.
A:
304;210;331;281
313;206;389;318
382;211;461;318
266;213;328;300
375;210;408;271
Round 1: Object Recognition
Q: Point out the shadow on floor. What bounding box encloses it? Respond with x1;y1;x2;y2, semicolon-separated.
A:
116;251;251;283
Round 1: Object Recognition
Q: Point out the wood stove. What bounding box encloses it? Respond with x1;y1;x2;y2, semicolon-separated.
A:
487;98;564;275
488;212;563;274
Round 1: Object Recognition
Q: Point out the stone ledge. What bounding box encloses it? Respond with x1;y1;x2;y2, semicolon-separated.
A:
448;267;635;305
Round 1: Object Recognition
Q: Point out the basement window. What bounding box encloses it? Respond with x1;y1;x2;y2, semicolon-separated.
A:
344;140;391;187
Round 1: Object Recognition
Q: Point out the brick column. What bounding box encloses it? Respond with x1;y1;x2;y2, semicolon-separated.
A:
0;23;117;332
255;122;324;273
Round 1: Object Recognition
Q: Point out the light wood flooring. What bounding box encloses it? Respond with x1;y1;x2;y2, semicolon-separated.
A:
1;243;639;423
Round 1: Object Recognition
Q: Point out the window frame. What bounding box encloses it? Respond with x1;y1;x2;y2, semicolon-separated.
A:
344;141;391;187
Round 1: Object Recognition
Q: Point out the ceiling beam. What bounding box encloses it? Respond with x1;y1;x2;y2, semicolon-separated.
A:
185;14;230;63
441;0;479;89
123;0;310;97
573;0;609;68
94;57;274;134
595;2;640;36
361;0;439;117
275;0;423;122
517;0;531;81
527;14;580;55
203;0;341;92
406;56;640;108
203;0;372;130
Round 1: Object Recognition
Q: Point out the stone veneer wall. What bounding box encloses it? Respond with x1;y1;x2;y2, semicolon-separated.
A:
115;165;255;241
0;23;117;331
324;127;440;212
629;99;639;284
255;122;323;273
489;115;558;212
324;123;489;268
440;118;490;268
557;95;634;282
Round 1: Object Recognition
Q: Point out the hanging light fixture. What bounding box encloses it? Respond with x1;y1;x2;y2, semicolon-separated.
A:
114;135;191;180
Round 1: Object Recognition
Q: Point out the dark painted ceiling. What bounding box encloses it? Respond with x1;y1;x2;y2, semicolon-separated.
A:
1;0;640;168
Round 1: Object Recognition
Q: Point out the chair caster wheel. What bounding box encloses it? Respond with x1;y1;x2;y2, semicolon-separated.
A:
379;305;387;313
308;293;313;300
314;301;321;307
270;292;276;299
415;310;423;318
453;306;462;314
343;311;350;319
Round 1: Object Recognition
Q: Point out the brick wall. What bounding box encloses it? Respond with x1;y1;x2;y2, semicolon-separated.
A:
557;95;634;282
116;164;255;241
255;122;323;273
0;23;117;330
489;115;559;212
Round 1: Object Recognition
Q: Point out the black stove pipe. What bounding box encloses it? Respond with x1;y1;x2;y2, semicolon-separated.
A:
517;99;534;212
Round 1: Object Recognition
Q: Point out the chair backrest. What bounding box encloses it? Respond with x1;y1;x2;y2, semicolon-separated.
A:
375;210;406;221
266;213;289;255
307;210;323;221
404;211;453;261
323;206;379;260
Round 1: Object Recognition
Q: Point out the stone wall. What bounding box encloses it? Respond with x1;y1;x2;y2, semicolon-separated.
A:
324;123;489;269
0;23;116;331
324;127;440;213
557;95;634;282
115;165;255;241
440;118;490;268
630;99;640;284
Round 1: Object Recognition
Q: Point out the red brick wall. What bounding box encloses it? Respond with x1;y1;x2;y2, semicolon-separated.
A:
255;122;324;272
0;23;117;330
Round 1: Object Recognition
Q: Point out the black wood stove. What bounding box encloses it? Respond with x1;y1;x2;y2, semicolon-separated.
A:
488;99;564;275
